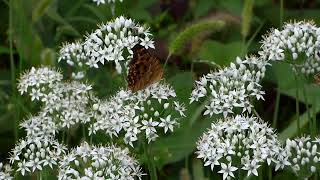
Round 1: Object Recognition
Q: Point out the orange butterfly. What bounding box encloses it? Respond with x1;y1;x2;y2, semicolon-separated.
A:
127;45;163;92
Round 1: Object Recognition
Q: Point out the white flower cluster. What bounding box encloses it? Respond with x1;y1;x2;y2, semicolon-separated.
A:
42;81;94;129
90;82;186;146
92;0;123;5
58;142;144;180
83;16;154;72
0;163;12;180
273;136;320;178
18;67;95;129
58;41;86;80
260;21;320;75
190;56;268;117
196;115;280;179
9;137;67;176
20;112;57;139
18;67;63;101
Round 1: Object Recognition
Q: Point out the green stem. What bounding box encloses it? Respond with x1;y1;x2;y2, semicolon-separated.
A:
82;124;86;141
163;53;172;71
302;83;313;136
268;166;272;180
143;140;157;180
280;0;284;26
9;0;18;142
272;89;280;128
294;74;301;135
313;98;317;136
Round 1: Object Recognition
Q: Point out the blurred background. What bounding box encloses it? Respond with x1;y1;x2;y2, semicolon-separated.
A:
1;0;320;179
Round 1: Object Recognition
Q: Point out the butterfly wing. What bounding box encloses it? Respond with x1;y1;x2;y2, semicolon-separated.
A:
127;45;163;92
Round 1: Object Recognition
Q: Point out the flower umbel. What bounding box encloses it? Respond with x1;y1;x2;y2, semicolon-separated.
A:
260;20;320;75
83;16;154;72
90;82;186;146
190;56;268;117
20;111;57;139
0;163;13;180
196;115;280;179
58;41;87;79
58;142;144;180
273;136;320;178
10;137;66;176
17;67;63;100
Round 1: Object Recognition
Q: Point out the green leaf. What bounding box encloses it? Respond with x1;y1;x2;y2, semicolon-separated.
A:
198;40;243;66
278;104;320;141
192;0;215;18
46;9;80;36
168;72;194;103
0;46;11;55
151;116;213;168
192;158;208;180
11;0;44;64
40;48;56;66
32;0;54;23
149;72;216;167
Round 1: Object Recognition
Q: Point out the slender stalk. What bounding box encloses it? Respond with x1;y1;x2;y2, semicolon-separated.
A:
163;53;172;71
301;83;313;136
143;140;157;180
294;74;301;135
272;89;280;128
268;166;272;180
313;99;317;136
82;124;86;141
280;0;284;26
9;0;18;142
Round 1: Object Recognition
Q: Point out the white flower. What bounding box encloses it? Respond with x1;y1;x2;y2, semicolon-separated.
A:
90;82;186;145
58;41;87;79
218;163;237;180
0;163;13;180
241;160;260;177
260;20;320;75
42;81;95;129
83;16;154;72
190;56;268;117
58;142;144;180
274;136;320;178
159;115;176;133
196;115;280;177
10;137;66;176
17;67;63;98
20;112;57;139
92;0;123;5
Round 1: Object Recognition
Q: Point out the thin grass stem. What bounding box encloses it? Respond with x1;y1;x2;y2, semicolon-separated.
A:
301;83;313;136
294;74;301;135
272;89;280;128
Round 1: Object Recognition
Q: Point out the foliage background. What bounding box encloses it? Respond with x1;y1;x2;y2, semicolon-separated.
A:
1;0;320;179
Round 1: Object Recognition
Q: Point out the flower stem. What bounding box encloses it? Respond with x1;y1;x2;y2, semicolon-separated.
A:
163;53;172;71
294;74;301;135
301;83;313;136
82;124;86;141
268;166;272;180
279;0;284;26
272;89;280;128
9;0;18;142
143;140;157;180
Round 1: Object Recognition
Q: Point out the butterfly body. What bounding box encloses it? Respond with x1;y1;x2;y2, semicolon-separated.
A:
127;45;163;92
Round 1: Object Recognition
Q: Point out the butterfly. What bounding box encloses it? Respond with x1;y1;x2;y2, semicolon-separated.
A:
127;44;164;92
